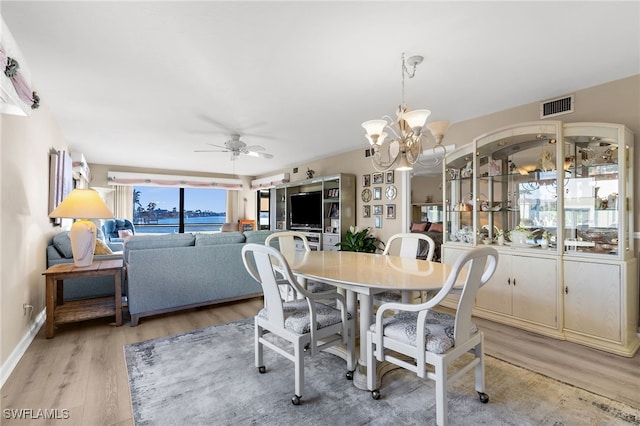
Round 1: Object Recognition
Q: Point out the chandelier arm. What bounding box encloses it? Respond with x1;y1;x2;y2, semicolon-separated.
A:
370;147;400;172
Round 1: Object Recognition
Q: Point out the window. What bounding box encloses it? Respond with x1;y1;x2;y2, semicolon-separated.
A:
133;186;226;233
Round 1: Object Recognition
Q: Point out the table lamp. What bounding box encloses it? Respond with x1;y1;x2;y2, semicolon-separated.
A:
49;189;114;267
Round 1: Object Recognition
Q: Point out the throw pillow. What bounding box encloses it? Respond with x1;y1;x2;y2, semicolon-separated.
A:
428;222;443;232
118;229;133;238
52;232;74;258
410;222;428;232
95;239;113;255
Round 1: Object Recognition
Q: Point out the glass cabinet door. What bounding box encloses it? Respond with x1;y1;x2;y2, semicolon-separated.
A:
562;123;634;259
474;121;562;251
444;145;475;246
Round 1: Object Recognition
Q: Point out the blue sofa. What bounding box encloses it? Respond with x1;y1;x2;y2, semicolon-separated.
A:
124;230;275;326
46;231;124;301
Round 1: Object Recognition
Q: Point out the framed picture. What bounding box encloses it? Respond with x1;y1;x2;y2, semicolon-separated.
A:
385;170;394;184
373;204;383;215
362;174;371;187
372;172;383;184
386;204;396;219
373;186;382;200
328;202;339;218
374;215;382;228
325;226;333;233
363;205;371;218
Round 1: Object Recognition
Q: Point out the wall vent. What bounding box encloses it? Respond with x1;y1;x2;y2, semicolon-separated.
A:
540;95;574;118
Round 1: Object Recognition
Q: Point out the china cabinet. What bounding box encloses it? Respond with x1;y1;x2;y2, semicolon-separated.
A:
440;121;638;356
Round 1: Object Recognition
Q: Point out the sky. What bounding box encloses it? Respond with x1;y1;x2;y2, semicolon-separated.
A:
134;186;226;213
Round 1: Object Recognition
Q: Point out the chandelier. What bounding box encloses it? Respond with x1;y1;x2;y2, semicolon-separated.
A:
362;53;450;171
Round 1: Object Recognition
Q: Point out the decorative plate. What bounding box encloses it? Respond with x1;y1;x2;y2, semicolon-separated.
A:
385;185;397;200
361;188;372;202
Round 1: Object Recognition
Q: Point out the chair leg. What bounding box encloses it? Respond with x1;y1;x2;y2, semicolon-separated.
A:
366;331;379;399
293;339;304;404
434;358;448;426
474;340;489;403
255;320;264;371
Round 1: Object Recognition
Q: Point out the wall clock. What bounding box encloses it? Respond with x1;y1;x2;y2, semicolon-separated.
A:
361;188;372;202
385;185;397;200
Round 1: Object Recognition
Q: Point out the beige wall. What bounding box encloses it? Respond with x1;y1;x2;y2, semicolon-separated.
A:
1;104;68;377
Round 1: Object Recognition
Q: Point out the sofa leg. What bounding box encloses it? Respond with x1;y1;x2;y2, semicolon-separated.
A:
130;315;140;327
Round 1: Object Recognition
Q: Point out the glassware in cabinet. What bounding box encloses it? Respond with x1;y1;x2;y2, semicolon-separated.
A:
562;123;634;259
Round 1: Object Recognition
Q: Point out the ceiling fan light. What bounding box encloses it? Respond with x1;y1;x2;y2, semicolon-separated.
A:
402;109;431;130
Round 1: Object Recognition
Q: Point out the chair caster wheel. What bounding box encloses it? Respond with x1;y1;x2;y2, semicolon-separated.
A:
258;366;266;374
345;370;354;380
478;392;489;403
371;390;380;400
292;395;301;405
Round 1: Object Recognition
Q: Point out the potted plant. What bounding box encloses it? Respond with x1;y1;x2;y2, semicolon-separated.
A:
335;226;384;253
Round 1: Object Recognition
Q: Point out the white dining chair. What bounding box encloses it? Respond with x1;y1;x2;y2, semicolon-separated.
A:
367;246;498;426
241;243;355;405
265;231;334;299
375;232;436;305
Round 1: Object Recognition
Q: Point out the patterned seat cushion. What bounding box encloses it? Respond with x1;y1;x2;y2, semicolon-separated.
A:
370;310;477;354
258;300;351;334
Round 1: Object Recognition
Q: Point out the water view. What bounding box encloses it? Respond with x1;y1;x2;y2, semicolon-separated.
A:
135;216;227;234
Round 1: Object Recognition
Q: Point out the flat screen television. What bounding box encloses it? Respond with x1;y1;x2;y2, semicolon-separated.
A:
290;191;322;230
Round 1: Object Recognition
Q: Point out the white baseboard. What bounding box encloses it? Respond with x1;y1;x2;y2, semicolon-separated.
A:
0;308;45;388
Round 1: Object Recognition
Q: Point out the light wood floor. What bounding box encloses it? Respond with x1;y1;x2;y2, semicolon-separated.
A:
2;298;639;425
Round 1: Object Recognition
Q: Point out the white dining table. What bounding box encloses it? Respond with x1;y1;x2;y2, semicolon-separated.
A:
287;250;457;389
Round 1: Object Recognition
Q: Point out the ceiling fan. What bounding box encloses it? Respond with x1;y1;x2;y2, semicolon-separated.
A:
195;134;274;161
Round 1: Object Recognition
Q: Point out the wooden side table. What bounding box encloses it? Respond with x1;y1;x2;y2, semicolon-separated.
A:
42;259;123;338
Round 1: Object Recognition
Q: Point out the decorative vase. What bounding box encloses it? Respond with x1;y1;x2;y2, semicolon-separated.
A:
497;235;505;246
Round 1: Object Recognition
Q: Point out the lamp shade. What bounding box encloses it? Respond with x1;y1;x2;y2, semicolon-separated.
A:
49;189;114;219
402;109;431;130
426;120;451;137
361;119;387;137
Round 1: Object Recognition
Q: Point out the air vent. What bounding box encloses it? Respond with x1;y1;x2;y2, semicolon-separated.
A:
540;95;574;118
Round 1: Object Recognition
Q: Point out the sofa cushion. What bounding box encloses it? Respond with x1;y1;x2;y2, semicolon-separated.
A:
52;232;74;258
195;232;245;246
124;233;196;261
243;230;276;244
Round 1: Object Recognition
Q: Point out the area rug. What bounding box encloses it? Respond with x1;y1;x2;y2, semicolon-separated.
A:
124;319;639;425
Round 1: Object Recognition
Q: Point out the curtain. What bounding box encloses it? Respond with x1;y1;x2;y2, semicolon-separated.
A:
113;185;133;220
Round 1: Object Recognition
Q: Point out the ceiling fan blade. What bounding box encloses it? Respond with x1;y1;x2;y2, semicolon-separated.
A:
244;150;274;159
206;143;230;150
194;149;229;153
244;145;265;151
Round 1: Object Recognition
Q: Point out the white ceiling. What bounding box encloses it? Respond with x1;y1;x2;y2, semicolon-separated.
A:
2;1;639;177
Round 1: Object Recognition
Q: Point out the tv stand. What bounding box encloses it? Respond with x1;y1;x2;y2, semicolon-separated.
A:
290;230;322;251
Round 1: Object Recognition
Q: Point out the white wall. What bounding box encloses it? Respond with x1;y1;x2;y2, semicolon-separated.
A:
1;103;68;383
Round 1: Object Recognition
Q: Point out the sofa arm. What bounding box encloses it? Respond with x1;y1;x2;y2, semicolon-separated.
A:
108;242;124;252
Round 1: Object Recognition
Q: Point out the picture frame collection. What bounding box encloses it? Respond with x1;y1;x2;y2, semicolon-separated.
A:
361;171;397;228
